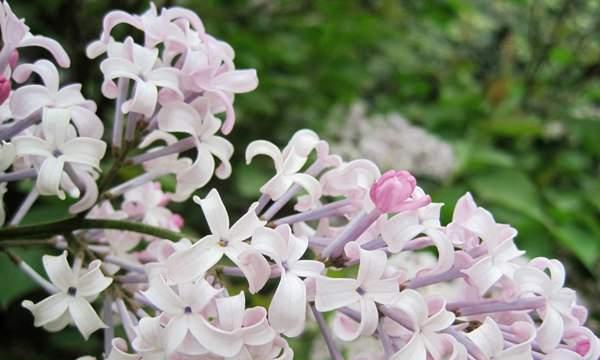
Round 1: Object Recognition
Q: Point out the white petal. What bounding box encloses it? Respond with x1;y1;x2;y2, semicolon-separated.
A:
269;273;306;337
216;292;245;331
142;276;185;314
227;203;266;243
19;34;71;68
12;135;52;158
22;293;70;327
356;249;387;287
315;277;360;312
536;306;564;353
60;138;106;168
194;189;229;237
164;235;223;284
76;260;112;297
43;251;75;291
13;60;60;91
36;156;66;198
121;80;157;118
245;140;282;167
465;317;503;358
251;226;286;263
68;296;106;340
9;85;52;119
188;315;244;357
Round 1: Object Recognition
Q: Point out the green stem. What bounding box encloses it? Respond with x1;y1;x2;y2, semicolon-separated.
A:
0;218;185;242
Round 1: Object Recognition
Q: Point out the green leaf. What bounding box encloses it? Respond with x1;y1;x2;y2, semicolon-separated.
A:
549;224;599;270
468;169;547;224
0;248;47;308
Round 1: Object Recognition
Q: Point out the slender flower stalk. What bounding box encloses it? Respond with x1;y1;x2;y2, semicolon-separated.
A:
272;198;353;226
9;188;39;225
310;303;343;360
0;110;42;141
112;78;130;153
0;168;37;182
128;136;197;165
102;294;114;356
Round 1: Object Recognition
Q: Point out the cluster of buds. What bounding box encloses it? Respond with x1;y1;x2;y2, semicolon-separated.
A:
0;2;598;360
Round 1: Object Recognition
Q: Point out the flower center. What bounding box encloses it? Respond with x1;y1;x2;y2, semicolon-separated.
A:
356;287;366;296
184;306;192;314
67;287;77;296
218;239;229;247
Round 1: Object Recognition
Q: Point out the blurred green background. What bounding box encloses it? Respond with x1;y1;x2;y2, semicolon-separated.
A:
2;0;600;358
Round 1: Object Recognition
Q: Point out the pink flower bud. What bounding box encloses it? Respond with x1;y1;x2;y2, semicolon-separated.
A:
170;214;184;229
576;339;591;356
8;50;19;70
369;170;431;213
0;75;11;105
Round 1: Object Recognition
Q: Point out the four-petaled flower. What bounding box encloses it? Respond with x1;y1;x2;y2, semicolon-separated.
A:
22;251;112;339
315;248;399;341
252;224;324;336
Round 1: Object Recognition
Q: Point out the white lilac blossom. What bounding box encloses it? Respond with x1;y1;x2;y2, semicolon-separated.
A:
22;251;112;339
329;102;456;181
12;107;106;211
0;3;598;360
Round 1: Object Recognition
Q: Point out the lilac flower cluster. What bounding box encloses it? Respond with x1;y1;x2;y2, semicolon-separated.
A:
0;2;597;359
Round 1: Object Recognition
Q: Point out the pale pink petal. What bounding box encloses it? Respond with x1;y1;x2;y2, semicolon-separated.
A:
364;277;399;304
242;307;276;346
419;229;454;276
216;292;245;331
381;212;422;252
465;317;504;358
171;145;215;202
157;101;201;136
202;136;234;179
121;80;158;117
452;192;478;224
226;245;270;294
315;277;360;312
68;296;106;340
251;226;287;263
70;106;104;139
291;260;324;278
193;189;229;237
19;34;71;68
537;306;564;353
261;173;294;200
13;60;60;91
107;338;140;360
165;317;189;354
392;289;428;329
142;276;185;314
245;140;283;167
289;173;321;207
391;335;427;360
212;69;258;93
228;203;266;243
269;272;306;337
462;256;503;295
187;315;244;357
10;84;52;118
333;298;378;341
356;249;387;287
164;235;223;284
